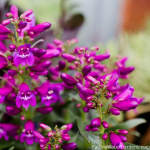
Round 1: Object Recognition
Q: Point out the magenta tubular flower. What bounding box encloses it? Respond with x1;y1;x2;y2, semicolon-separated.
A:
61;133;71;141
37;106;53;114
0;123;20;141
82;65;92;76
41;49;60;60
115;57;128;68
0;25;11;35
36;82;63;106
10;5;18;19
61;142;77;150
53;39;63;45
118;135;127;142
85;75;99;85
0;35;8;40
30;60;51;72
9;44;16;52
113;85;134;102
76;83;95;99
102;133;108;140
0;87;13;103
109;132;125;150
131;97;144;104
91;118;101;128
20;120;38;145
27;22;51;37
0;55;8;69
61;123;73;134
61;53;76;62
18;21;27;29
20;9;33;18
109;108;120;115
94;63;107;72
13;44;35;66
39;123;51;131
107;72;119;88
112;100;138;111
16;83;36;109
2;19;12;26
6;106;22;115
118;129;128;135
94;50;110;61
61;73;77;86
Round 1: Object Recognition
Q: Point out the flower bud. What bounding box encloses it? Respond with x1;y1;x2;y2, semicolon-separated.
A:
85;125;91;131
8;69;17;77
102;121;109;128
6;106;22;115
94;50;110;62
53;39;63;45
83;106;89;113
117;129;128;135
109;108;120;115
61;142;77;150
9;44;16;52
0;41;7;52
17;28;21;33
85;75;99;85
82;65;92;76
0;55;8;69
87;102;95;108
41;49;60;59
118;135;127;142
91;127;99;132
30;60;51;72
0;24;11;35
37;106;53;114
55;145;59;149
61;133;71;141
10;5;18;19
61;73;77;86
102;133;108;140
27;22;51;37
2;19;12;26
58;60;66;70
6;12;13;17
20;9;33;18
61;53;76;62
39;123;52;131
91;118;101;127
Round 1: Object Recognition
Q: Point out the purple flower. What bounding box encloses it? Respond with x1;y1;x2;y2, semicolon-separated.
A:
30;60;51;72
61;142;77;150
0;123;20;141
2;19;12;26
115;57;128;68
113;85;134;102
18;21;27;29
82;65;92;76
109;108;120;115
94;50;110;61
0;55;8;69
112;100;138;111
27;22;51;37
0;87;13;103
61;53;76;62
13;44;35;66
109;132;125;150
20;120;38;145
0;35;8;40
10;5;18;19
37;106;53;114
0;25;11;35
41;49;60;60
20;9;33;18
36;82;63;106
76;83;95;99
117;129;128;135
61;73;77;86
16;83;36;108
118;135;127;142
6;106;22;115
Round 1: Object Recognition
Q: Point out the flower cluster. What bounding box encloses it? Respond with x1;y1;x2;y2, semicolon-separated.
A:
0;4;143;150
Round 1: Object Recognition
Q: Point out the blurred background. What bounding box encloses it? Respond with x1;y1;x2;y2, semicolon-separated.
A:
1;0;150;147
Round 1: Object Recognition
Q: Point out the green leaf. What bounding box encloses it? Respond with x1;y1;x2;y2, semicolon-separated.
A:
124;143;150;150
8;146;14;150
76;118;100;145
105;118;146;132
70;131;79;143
